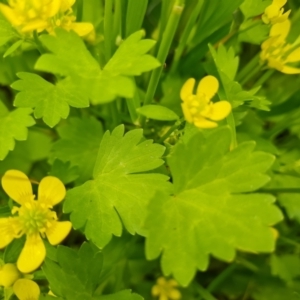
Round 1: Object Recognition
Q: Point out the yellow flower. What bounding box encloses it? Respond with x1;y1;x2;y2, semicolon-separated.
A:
0;263;40;300
152;277;181;300
0;263;21;288
13;278;40;300
0;0;94;38
180;76;231;129
0;170;72;273
260;19;300;74
262;0;291;24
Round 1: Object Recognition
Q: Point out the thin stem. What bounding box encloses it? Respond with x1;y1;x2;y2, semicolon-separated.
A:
126;80;141;124
126;0;148;37
158;118;183;143
279;236;300;248
141;0;184;125
104;0;113;63
170;0;204;74
240;64;261;86
109;100;119;129
237;54;260;83
196;284;218;300
207;264;237;293
253;69;275;88
226;112;237;150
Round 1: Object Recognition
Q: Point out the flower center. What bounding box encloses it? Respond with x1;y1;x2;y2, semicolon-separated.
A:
17;200;57;235
186;94;211;117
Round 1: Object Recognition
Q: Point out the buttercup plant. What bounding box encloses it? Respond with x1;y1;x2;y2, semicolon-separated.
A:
0;0;300;299
0;170;71;273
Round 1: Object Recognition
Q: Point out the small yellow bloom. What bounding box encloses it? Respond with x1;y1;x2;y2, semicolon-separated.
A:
0;263;21;288
0;170;72;273
152;277;181;300
262;0;291;24
0;263;39;300
0;0;94;38
13;278;40;300
180;76;231;129
260;19;300;74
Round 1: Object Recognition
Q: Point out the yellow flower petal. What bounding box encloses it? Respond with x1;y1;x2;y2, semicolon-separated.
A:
270;19;290;40
21;19;49;33
13;279;40;300
0;263;21;288
60;0;76;12
181;102;193;123
208;101;232;121
38;176;66;207
194;117;218;129
45;221;72;245
281;65;300;74
265;4;281;19
1;170;33;205
285;47;300;63
0;218;18;249
0;4;22;26
169;289;181;300
180;78;195;101
196;75;219;102
48;0;61;17
17;234;46;273
70;22;94;37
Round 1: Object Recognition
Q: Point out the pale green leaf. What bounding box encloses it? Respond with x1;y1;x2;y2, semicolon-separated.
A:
3;39;23;58
145;127;283;286
136;105;179;121
209;45;271;110
34;29;159;104
12;72;89;127
240;0;272;18
50;117;103;183
0;101;35;160
64;125;171;248
104;30;160;75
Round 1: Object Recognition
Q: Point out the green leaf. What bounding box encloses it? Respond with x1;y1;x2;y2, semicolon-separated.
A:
0;101;35;160
12;73;89;127
50;117;103;183
34;29;159;104
136;105;179;121
49;160;79;184
209;45;271;110
239;19;269;45
145;127;283;286
104;30;160;75
209;44;239;81
0;129;52;174
3;39;23;58
64;125;171;248
271;254;300;283
240;0;271;19
278;193;300;223
43;243;142;300
0;15;19;47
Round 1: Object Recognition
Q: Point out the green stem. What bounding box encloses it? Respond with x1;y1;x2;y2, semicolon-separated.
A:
207;264;237;293
226;112;237;150
141;0;184;125
253;69;275;88
33;31;45;54
196;284;218;300
237;54;260;83
126;80;141;124
104;0;114;63
158;118;183;143
109;101;119;129
279;236;300;248
240;64;261;86
126;0;148;37
170;0;204;74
